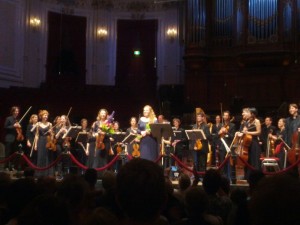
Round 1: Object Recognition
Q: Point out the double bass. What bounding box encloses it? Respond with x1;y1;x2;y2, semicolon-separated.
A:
287;130;300;164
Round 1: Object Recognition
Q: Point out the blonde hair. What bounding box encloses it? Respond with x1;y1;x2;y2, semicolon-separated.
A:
38;110;49;120
97;108;108;121
144;105;156;124
29;114;38;124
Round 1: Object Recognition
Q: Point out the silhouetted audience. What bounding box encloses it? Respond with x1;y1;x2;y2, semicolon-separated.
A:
174;186;223;225
249;174;300;225
116;158;168;225
202;169;232;225
17;194;71;225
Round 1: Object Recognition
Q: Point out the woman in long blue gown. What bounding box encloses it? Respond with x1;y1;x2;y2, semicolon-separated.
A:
138;105;158;161
36;110;54;177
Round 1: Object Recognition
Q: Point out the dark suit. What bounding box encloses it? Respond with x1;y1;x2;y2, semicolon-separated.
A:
4;115;18;169
191;123;211;172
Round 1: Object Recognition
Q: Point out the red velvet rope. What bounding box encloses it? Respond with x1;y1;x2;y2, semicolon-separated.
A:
1;151;299;176
22;154;63;171
92;154;120;171
126;154;133;160
69;153;120;171
170;153;205;175
69;154;88;170
154;154;163;164
0;152;18;164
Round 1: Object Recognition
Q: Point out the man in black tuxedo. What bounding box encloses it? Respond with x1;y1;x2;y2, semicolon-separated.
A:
4;106;21;170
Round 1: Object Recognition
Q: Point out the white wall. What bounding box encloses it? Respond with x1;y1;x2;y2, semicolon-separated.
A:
0;0;183;88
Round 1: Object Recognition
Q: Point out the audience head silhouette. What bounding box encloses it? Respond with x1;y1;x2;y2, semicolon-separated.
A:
116;158;167;223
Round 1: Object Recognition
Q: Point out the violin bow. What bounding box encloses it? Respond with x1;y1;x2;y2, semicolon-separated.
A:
18;106;32;124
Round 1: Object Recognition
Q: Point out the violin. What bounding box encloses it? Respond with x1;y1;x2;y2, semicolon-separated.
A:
96;133;105;150
16;125;24;142
116;143;123;154
132;142;140;158
194;139;203;151
46;134;57;151
63;137;71;149
287;131;300;164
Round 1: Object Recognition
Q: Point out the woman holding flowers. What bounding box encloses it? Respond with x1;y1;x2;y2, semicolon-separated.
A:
87;109;114;172
138;105;158;161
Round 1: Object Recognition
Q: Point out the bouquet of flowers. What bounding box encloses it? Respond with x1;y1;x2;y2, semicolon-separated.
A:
101;123;115;134
101;111;115;134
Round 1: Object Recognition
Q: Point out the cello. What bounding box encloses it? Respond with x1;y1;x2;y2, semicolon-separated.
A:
287;130;300;164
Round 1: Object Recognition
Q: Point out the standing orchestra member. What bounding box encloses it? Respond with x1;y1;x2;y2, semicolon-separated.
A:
171;118;188;162
74;118;90;174
191;112;211;173
4;106;21;171
269;118;287;169
237;107;262;179
138;105;158;161
88;109;112;175
54;114;71;177
110;121;124;172
217;111;236;178
26;114;38;164
211;115;222;166
125;117;139;156
260;116;276;156
285;103;300;147
36;110;54;177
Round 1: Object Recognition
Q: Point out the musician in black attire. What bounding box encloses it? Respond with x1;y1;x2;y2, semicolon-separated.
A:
4;106;21;170
211;115;222;167
217;111;236;179
237;107;262;180
285;103;300;147
73;118;90;174
260;116;276;156
191;112;211;173
171;118;188;162
25;114;38;164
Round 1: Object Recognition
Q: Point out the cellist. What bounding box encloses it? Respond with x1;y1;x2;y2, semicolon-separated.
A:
285;103;300;170
285;103;300;147
236;107;262;179
217;110;236;178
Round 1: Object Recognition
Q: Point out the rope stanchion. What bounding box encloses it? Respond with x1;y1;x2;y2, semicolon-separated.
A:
22;154;63;171
0;152;18;164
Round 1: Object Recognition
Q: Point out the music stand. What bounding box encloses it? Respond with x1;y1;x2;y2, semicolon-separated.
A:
149;123;174;143
122;133;137;144
75;132;88;143
62;126;82;139
185;129;206;141
112;132;126;143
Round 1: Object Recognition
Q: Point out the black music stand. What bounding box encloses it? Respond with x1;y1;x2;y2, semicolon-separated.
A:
75;132;88;143
122;133;137;144
150;123;174;143
185;129;206;141
112;132;127;143
63;126;82;139
150;124;174;168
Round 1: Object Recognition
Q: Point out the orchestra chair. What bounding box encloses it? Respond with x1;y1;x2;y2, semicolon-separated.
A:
260;157;280;173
